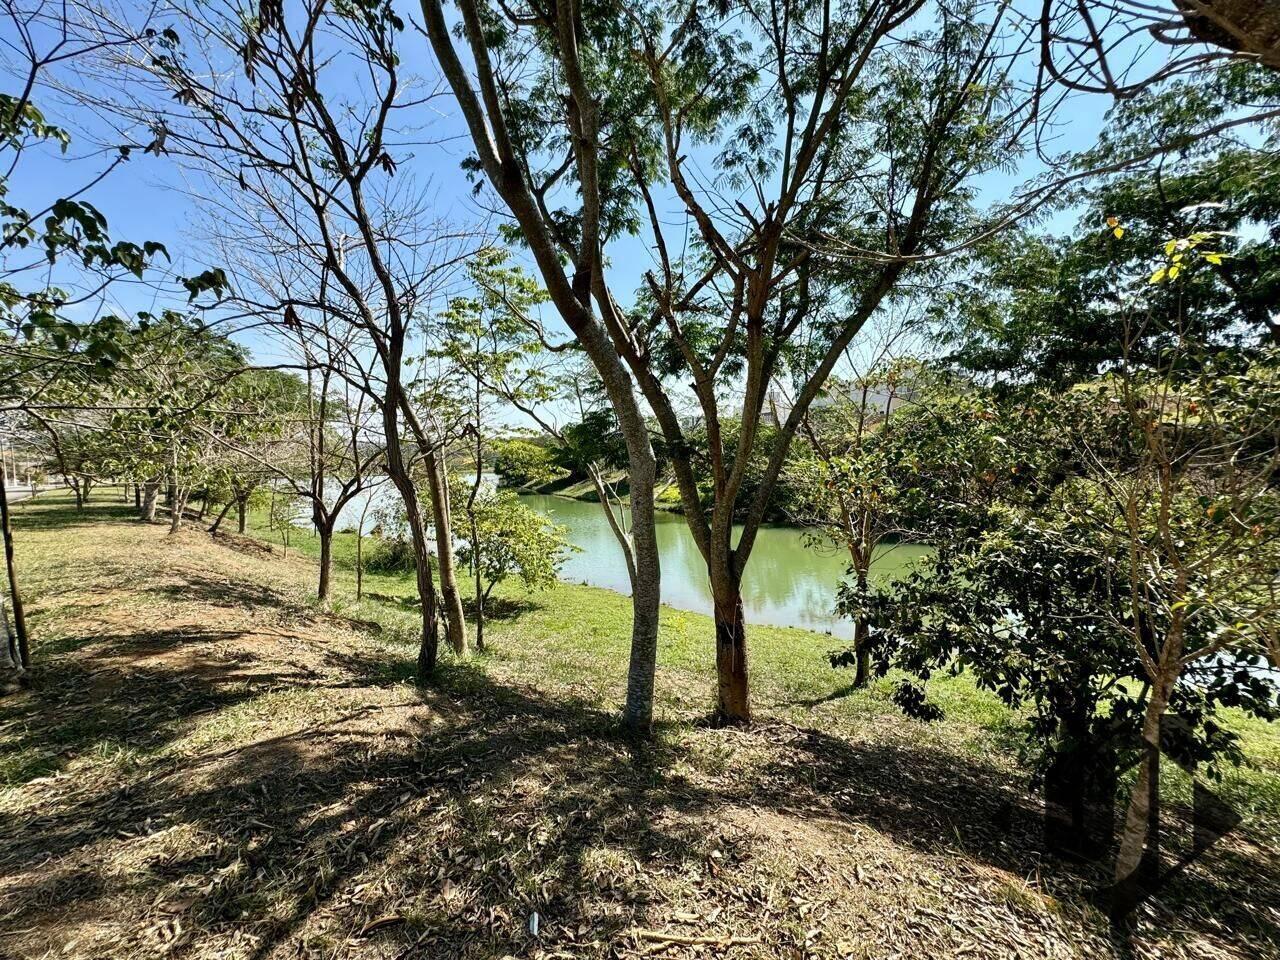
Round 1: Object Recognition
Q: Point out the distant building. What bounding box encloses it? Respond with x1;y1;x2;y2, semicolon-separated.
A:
758;377;919;428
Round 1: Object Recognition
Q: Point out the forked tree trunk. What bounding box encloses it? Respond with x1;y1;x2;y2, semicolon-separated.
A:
382;392;441;681
397;477;441;680
0;467;30;670
426;450;468;657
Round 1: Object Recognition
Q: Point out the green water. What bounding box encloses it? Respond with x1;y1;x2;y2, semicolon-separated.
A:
518;493;927;639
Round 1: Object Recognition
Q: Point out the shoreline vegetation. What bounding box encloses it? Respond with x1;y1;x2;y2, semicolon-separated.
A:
1;493;1276;959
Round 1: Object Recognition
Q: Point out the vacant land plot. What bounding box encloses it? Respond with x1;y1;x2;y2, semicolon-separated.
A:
0;495;1276;959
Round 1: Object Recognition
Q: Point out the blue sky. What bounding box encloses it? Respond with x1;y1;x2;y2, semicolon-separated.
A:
4;0;1115;375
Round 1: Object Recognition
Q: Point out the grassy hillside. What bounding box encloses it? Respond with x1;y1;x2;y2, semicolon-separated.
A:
0;492;1276;959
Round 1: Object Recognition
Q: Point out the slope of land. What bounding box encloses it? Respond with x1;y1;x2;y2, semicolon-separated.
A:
0;493;1276;959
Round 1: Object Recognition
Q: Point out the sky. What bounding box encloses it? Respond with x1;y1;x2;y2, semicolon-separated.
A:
4;0;1125;388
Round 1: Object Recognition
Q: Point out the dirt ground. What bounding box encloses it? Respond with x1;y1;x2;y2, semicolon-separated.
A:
0;501;1276;959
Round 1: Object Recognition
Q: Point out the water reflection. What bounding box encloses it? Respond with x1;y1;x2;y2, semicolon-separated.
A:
519;493;926;639
326;483;925;638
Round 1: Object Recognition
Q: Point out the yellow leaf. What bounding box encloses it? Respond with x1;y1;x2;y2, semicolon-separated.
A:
1113;227;1125;239
1149;267;1167;284
1168;264;1181;280
1204;252;1225;264
1164;239;1178;256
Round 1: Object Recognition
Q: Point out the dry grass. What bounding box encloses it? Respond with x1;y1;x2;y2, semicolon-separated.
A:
0;494;1276;960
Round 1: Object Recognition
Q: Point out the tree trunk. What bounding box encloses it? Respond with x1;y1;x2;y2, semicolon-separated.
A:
621;457;662;732
469;417;486;654
381;390;441;681
711;575;751;724
123;484;131;503
237;497;248;534
471;509;485;653
141;481;159;522
426;449;468;657
1113;672;1173;916
356;530;364;601
208;501;233;534
1043;678;1113;860
0;467;31;670
317;517;334;604
168;488;189;535
134;485;141;510
852;568;871;688
1;589;17;675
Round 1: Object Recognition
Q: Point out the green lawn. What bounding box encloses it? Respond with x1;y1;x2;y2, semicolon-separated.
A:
242;500;1280;834
2;492;1277;960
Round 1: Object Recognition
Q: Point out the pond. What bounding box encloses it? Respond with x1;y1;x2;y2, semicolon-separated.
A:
324;481;927;638
517;493;927;639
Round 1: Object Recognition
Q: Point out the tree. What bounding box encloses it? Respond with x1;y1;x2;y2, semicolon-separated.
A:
453;482;574;611
1093;344;1280;908
435;250;658;694
0;1;222;678
940;149;1280;390
492;437;558;489
106;0;481;678
787;360;939;686
856;379;1279;864
422;0;1052;723
205;360;384;605
1037;0;1280;99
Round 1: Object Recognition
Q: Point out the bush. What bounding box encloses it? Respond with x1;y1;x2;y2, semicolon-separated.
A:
362;535;416;573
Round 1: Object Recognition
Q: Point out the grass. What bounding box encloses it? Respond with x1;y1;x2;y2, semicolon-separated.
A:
0;490;1276;960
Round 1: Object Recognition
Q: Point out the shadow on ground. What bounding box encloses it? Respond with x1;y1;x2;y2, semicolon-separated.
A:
0;503;1275;960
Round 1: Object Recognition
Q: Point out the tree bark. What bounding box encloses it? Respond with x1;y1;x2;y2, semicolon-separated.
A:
426;449;468;657
168;488;189;535
418;0;661;729
141;481;159;522
1113;669;1174;912
317;517;335;604
622;455;661;731
711;577;751;724
851;567;872;687
0;467;30;670
237;497;248;533
381;391;441;681
208;501;233;534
